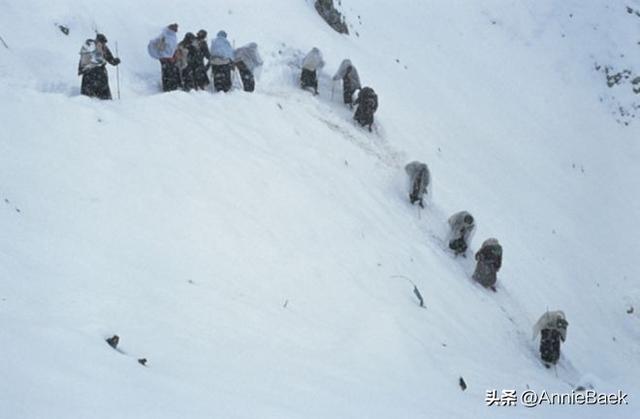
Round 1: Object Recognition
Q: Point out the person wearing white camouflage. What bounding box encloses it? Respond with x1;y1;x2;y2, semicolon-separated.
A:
78;33;120;99
333;59;361;107
147;24;180;92
448;211;475;256
300;47;324;95
404;161;430;208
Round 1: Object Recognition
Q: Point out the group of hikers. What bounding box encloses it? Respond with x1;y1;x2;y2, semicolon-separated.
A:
146;24;262;93
77;24;262;98
78;26;379;132
299;47;379;131
405;162;569;368
77;26;567;369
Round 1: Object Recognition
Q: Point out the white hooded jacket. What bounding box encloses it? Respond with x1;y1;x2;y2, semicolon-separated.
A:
332;59;361;89
210;31;234;65
302;48;324;71
532;311;568;342
234;43;263;71
448;211;475;244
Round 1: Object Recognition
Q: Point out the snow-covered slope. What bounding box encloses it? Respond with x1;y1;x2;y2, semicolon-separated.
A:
1;1;639;418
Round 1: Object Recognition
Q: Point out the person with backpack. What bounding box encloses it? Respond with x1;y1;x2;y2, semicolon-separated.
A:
234;42;263;92
300;47;324;95
193;30;211;90
353;86;378;131
332;59;361;107
472;238;502;290
532;311;568;367
404;161;430;208
78;33;120;100
448;211;475;256
176;32;199;91
148;23;180;92
209;30;234;92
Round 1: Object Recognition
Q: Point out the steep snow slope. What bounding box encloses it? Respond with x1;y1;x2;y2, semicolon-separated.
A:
0;1;639;418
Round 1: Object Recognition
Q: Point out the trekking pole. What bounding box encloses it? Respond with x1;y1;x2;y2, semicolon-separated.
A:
115;41;121;100
231;64;238;90
204;60;212;93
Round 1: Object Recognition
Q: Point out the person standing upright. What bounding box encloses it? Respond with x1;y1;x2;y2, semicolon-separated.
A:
148;23;180;92
78;33;120;99
209;30;234;92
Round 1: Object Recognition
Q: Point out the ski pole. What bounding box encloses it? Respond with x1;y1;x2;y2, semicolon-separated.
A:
115;41;121;100
233;64;244;90
331;80;335;101
210;63;215;93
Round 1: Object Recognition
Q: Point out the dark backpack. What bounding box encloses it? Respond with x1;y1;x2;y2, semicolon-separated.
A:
359;87;378;114
354;87;378;131
482;244;502;268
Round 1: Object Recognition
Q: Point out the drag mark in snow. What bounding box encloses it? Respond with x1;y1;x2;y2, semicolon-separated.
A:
315;115;404;168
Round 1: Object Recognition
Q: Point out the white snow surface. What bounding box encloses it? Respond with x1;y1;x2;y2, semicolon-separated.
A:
1;1;639;418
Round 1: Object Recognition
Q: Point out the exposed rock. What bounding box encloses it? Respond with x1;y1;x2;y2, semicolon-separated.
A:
57;24;69;35
106;334;120;349
315;0;349;34
459;377;467;391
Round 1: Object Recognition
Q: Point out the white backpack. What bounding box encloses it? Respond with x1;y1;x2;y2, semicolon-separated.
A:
78;39;104;73
147;36;166;59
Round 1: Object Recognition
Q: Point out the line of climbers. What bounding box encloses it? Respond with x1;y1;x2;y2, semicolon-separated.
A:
404;161;569;368
78;29;568;372
77;26;260;97
77;29;568;370
78;29;378;133
300;47;378;132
